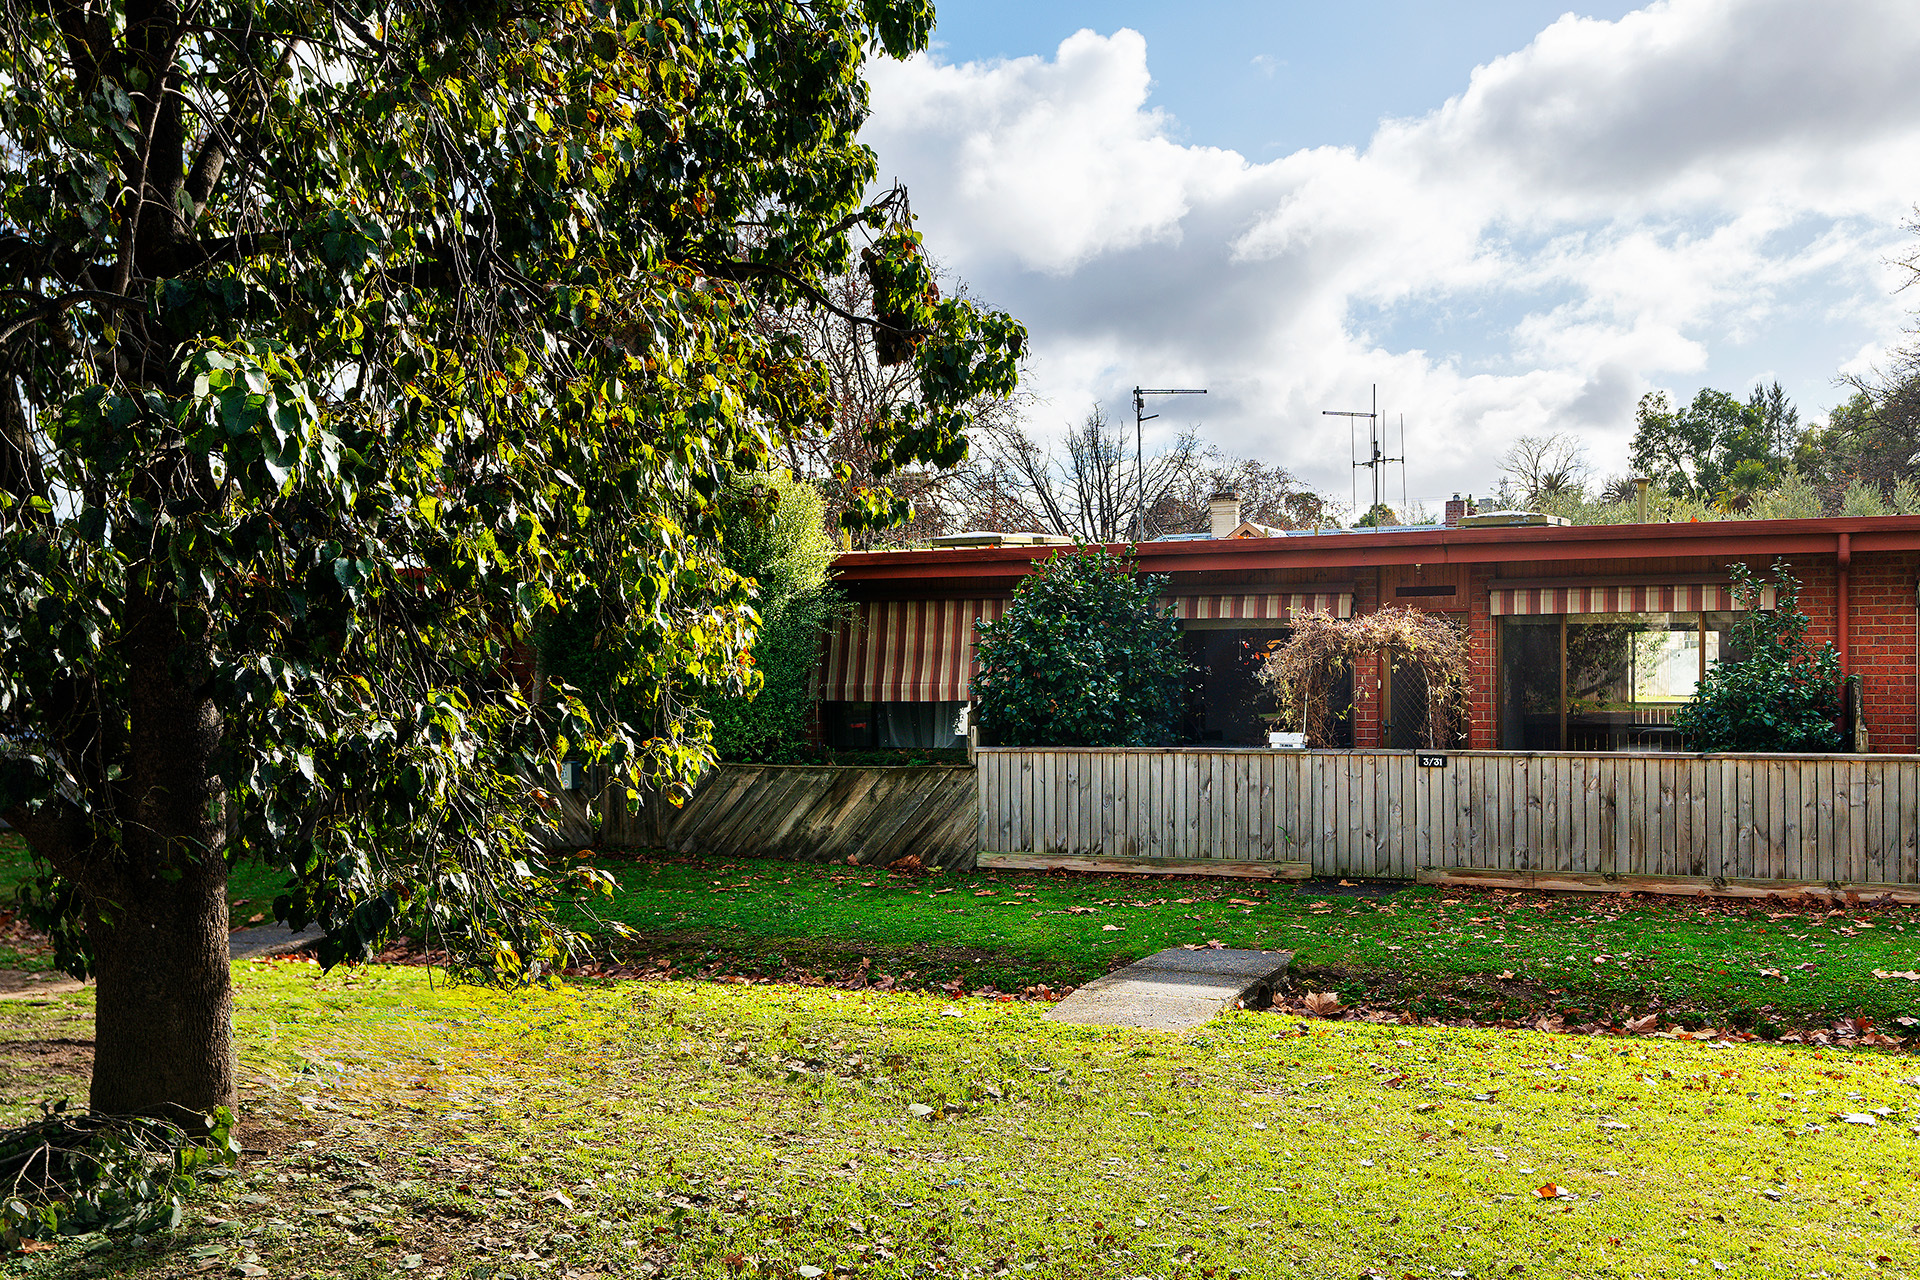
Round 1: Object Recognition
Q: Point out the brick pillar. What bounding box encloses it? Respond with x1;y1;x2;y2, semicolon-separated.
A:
1468;565;1497;750
1352;572;1382;747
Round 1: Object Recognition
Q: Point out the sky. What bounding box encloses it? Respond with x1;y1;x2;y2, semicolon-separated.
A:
859;0;1920;516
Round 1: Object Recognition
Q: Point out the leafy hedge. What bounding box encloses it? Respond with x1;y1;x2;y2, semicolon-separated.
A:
973;544;1185;746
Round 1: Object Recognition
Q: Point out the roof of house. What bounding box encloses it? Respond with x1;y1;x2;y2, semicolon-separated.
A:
832;514;1920;586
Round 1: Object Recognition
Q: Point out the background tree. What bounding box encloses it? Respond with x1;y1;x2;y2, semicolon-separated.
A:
1750;379;1803;462
948;409;1325;540
1629;387;1781;500
534;470;839;766
1155;455;1332;531
950;408;1200;541
972;545;1185;747
1673;561;1841;753
759;263;1025;548
0;0;1022;1120
1499;432;1590;508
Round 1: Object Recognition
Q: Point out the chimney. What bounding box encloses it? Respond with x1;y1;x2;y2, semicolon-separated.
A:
1208;490;1242;538
1444;494;1466;527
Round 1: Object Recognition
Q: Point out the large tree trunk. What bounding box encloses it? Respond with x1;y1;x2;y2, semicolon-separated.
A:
86;860;234;1120
83;593;235;1120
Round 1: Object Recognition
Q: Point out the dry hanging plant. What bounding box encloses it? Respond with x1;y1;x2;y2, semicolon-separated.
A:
1258;607;1472;749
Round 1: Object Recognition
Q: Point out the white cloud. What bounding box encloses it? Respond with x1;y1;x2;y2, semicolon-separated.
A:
862;0;1920;506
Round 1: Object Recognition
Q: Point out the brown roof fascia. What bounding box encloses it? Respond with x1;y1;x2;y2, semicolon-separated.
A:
831;516;1920;582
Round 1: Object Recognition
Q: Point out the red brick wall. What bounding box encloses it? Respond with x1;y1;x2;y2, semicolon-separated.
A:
1352;571;1382;747
1843;551;1918;752
1468;565;1497;749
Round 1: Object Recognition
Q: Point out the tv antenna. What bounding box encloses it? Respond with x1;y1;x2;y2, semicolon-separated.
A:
1323;384;1406;523
1132;386;1207;541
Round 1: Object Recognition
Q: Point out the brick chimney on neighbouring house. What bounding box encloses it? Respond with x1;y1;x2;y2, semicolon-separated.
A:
1444;494;1468;527
1208;490;1242;538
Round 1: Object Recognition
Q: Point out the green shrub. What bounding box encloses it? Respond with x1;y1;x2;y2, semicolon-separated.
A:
1674;559;1841;752
973;545;1185;746
707;473;841;762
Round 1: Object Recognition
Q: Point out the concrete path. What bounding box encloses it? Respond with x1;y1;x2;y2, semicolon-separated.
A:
229;922;324;960
1044;946;1293;1032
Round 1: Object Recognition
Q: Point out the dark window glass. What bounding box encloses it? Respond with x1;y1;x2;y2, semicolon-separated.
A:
1499;617;1562;750
1181;629;1287;745
824;701;878;749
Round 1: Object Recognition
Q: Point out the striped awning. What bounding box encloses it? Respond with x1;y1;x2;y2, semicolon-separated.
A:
824;590;1352;703
1165;591;1352;621
821;599;1007;703
1489;582;1777;617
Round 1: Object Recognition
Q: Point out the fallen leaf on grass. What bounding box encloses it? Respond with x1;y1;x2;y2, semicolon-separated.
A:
1533;1184;1572;1200
1873;969;1920;980
1841;1112;1878;1126
1303;992;1344;1017
1102;924;1124;932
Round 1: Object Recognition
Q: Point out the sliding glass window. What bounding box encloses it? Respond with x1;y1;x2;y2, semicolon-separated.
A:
1498;612;1742;751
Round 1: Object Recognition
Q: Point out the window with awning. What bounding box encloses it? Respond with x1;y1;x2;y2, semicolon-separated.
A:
820;589;1354;704
1493;579;1775;751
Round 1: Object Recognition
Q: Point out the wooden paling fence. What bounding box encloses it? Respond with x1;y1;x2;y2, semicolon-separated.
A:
975;748;1920;893
601;763;978;868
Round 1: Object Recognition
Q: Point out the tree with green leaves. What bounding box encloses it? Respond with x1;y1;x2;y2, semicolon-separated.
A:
702;471;840;761
1629;387;1782;502
0;0;1023;1121
1673;561;1841;753
973;545;1185;747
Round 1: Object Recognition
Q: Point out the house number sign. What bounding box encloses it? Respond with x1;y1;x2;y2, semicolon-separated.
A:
1417;753;1448;768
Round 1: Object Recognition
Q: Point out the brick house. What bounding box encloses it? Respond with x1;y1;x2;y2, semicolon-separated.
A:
820;499;1920;754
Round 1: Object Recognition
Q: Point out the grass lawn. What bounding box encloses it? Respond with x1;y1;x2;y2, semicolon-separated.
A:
5;826;1914;1033
569;852;1920;1037
4;963;1919;1279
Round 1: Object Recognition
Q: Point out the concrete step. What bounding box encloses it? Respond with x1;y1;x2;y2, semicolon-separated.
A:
1045;946;1293;1032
